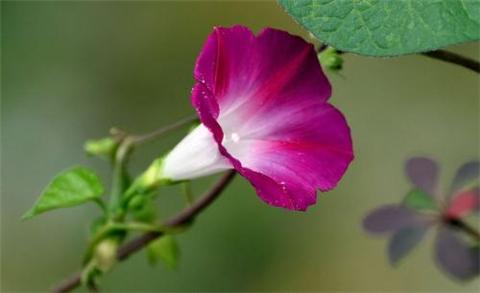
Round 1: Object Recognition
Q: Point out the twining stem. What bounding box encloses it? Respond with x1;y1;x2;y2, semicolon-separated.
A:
52;170;237;293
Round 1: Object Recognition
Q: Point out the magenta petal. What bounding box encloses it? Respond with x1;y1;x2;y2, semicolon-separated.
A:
240;167;317;211
435;226;480;281
445;187;480;219
363;205;432;234
192;26;353;211
405;157;439;197
194;26;256;101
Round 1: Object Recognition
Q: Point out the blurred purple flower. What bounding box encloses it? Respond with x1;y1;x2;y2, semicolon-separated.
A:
363;157;480;281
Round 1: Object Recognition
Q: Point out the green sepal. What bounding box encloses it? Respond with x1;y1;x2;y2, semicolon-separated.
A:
129;158;171;194
128;193;158;223
80;260;102;288
122;157;179;211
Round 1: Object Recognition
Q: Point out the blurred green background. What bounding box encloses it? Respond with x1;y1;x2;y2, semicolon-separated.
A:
1;1;479;292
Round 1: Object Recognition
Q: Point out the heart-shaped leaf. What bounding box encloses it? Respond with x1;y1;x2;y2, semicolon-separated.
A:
278;0;480;56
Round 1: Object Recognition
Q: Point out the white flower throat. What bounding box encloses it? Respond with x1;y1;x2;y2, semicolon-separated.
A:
162;123;248;181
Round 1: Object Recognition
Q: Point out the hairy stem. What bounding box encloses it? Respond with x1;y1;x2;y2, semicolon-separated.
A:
132;115;198;145
52;170;236;293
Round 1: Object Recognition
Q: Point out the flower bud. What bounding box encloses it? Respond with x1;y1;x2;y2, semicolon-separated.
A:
84;137;118;158
94;238;118;273
318;47;343;72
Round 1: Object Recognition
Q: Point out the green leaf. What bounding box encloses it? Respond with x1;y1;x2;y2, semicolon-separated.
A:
147;235;180;269
23;166;104;219
278;0;480;56
403;189;437;211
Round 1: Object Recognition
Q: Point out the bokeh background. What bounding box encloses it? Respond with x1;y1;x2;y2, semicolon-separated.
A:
1;1;479;292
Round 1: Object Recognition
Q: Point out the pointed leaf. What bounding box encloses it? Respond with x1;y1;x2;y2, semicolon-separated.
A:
435;226;480;281
363;205;428;234
388;224;430;265
278;0;480;57
403;189;438;211
405;157;439;197
147;235;180;269
23;166;104;219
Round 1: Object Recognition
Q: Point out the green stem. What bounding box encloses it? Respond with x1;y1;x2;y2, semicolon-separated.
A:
108;137;133;214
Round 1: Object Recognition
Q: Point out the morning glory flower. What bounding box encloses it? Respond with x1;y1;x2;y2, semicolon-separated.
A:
159;26;354;211
363;157;480;281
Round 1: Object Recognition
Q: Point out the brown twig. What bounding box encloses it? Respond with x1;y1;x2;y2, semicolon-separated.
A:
421;49;480;74
52;170;237;293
